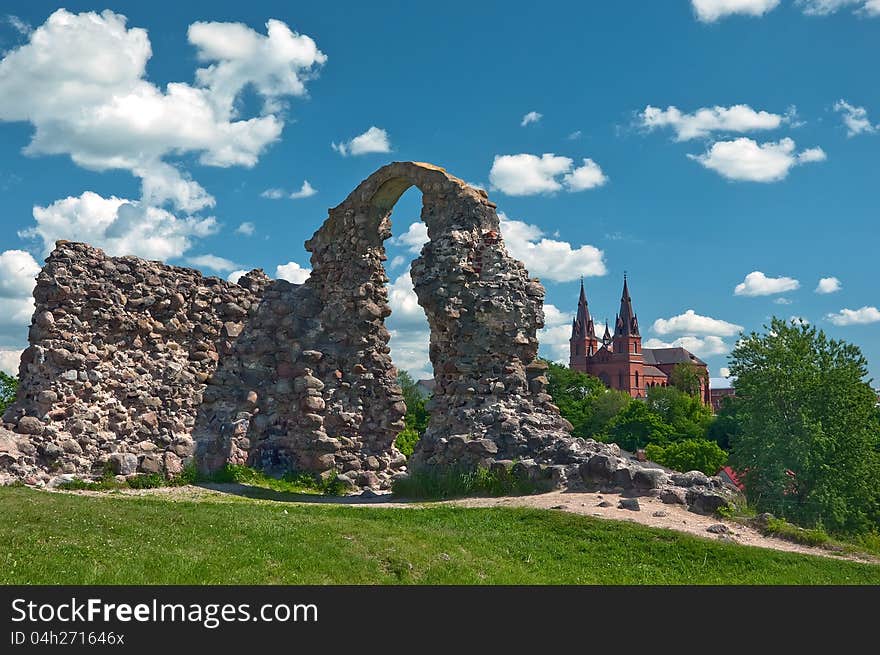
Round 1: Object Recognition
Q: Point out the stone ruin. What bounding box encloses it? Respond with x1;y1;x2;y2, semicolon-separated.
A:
0;161;738;513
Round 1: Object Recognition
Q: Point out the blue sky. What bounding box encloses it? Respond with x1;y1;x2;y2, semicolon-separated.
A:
0;1;878;388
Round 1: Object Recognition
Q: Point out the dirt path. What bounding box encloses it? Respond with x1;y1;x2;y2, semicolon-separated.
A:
55;484;877;564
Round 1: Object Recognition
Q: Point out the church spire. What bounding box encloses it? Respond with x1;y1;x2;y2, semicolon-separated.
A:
571;277;595;338
602;318;612;346
614;273;639;337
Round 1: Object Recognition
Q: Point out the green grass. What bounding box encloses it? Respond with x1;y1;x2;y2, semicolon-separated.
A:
55;464;344;496
753;516;880;559
0;487;877;584
762;517;832;548
391;466;540;500
202;464;345;496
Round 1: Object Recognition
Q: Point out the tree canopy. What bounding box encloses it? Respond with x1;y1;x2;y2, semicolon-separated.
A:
0;372;17;416
669;361;707;398
728;318;880;534
544;361;630;438
395;370;430;457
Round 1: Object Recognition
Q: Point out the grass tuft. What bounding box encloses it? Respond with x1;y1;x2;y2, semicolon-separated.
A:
392;466;540;500
55;463;344;496
200;464;345;496
757;516;831;548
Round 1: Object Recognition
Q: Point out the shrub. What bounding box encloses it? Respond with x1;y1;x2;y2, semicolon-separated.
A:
202;464;344;495
395;426;420;458
392;466;539;500
644;439;728;476
762;517;831;548
56;477;124;491
125;473;166;489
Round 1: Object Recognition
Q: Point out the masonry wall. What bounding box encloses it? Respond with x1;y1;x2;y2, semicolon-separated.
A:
2;241;269;479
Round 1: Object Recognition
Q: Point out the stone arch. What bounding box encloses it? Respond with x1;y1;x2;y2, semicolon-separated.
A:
197;162;572;489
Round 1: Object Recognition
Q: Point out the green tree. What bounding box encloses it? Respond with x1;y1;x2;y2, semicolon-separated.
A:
728;318;880;534
544;361;630;438
707;396;742;451
669;361;708;398
645;439;728;476
395;370;430;457
605;401;674;452
646;385;714;442
585;388;631;436
0;372;17;416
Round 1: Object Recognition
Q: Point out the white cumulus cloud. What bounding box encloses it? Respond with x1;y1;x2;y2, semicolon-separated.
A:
235;222;255;236
392;215;607;284
289;180;317;199
652;309;743;337
562;159;608;191
689;137;826;182
186;254;241;273
521;111;542;127
826;306;880;326
719;367;731;378
392;222;429;254
639;104;785;141
833;99;877;137
691;0;781;22
538;303;574;363
0;250;40;348
1;9;325;282
796;0;880;16
499;214;607;282
332;126;391;156
275;261;311;284
0;349;23;375
0;249;40;299
489;153;608;196
734;271;800;296
815;276;842;294
20;191;218;260
386;271;431;379
0;10;326;213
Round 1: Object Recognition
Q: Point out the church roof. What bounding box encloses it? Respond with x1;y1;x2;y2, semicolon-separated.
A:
642;365;666;377
643;347;707;367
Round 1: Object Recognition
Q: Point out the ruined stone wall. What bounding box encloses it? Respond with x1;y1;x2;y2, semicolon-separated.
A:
2;241;270;480
0;163;745;513
2;162;575;491
199;162;574;489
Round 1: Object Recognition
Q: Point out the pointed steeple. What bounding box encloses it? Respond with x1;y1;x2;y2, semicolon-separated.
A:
602;319;612;346
614;274;639;337
571;277;595;338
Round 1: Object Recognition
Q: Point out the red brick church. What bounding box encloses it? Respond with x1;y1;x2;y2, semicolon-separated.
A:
569;276;711;404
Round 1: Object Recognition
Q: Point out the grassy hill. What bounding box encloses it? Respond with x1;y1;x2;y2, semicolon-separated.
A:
1;487;877;585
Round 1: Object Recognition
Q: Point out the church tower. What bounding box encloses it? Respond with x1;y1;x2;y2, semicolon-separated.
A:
611;275;646;397
569;278;598;372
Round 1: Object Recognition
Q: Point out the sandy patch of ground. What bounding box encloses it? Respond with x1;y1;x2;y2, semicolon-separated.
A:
53;484;876;564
